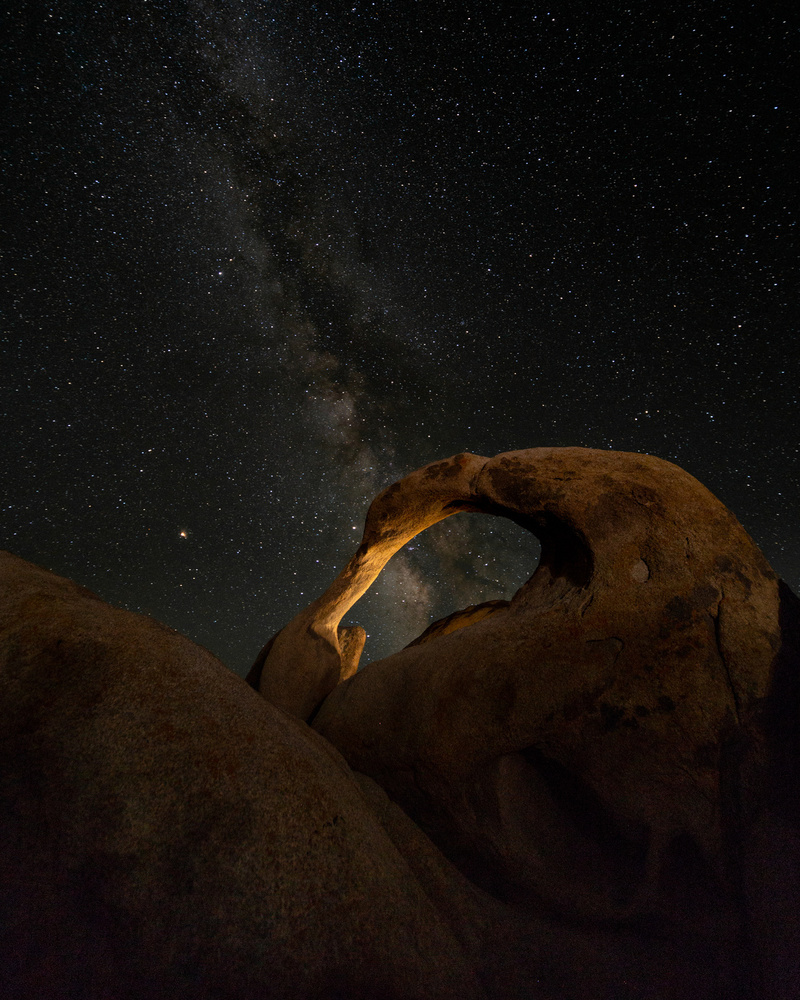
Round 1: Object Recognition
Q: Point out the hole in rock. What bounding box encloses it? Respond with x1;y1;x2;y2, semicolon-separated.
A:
345;512;541;664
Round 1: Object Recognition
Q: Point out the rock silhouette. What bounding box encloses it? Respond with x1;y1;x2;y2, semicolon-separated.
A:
2;448;799;999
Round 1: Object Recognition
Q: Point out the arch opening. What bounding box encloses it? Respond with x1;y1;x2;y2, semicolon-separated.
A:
343;510;542;664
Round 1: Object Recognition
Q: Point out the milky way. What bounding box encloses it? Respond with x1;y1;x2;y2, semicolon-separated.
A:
2;2;797;671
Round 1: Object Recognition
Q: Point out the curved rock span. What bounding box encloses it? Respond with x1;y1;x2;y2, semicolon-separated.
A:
2;448;799;999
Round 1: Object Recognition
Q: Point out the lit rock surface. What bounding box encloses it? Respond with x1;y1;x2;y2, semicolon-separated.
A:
252;451;489;719
2;448;799;1000
305;447;798;994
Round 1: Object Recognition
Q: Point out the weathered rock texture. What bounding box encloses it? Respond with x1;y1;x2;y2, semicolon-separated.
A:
265;447;798;997
2;448;799;1000
0;551;483;1000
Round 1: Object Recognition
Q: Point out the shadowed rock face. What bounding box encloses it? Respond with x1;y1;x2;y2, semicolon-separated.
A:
2;448;799;1000
0;551;483;1000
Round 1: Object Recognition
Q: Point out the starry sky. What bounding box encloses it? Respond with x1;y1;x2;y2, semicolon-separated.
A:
3;1;797;674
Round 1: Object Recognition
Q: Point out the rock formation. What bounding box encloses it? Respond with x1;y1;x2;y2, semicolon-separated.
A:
0;551;482;1000
2;448;799;999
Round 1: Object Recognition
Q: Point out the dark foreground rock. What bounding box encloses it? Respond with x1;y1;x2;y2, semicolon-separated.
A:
2;448;799;999
0;551;483;1000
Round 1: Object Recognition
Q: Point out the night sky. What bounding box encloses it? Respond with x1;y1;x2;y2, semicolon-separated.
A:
3;2;797;674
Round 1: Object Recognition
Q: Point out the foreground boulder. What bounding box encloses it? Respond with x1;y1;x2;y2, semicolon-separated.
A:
2;448;799;999
0;551;483;1000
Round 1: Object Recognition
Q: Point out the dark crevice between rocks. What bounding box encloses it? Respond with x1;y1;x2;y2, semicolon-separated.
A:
761;580;800;826
245;630;279;692
711;590;741;726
